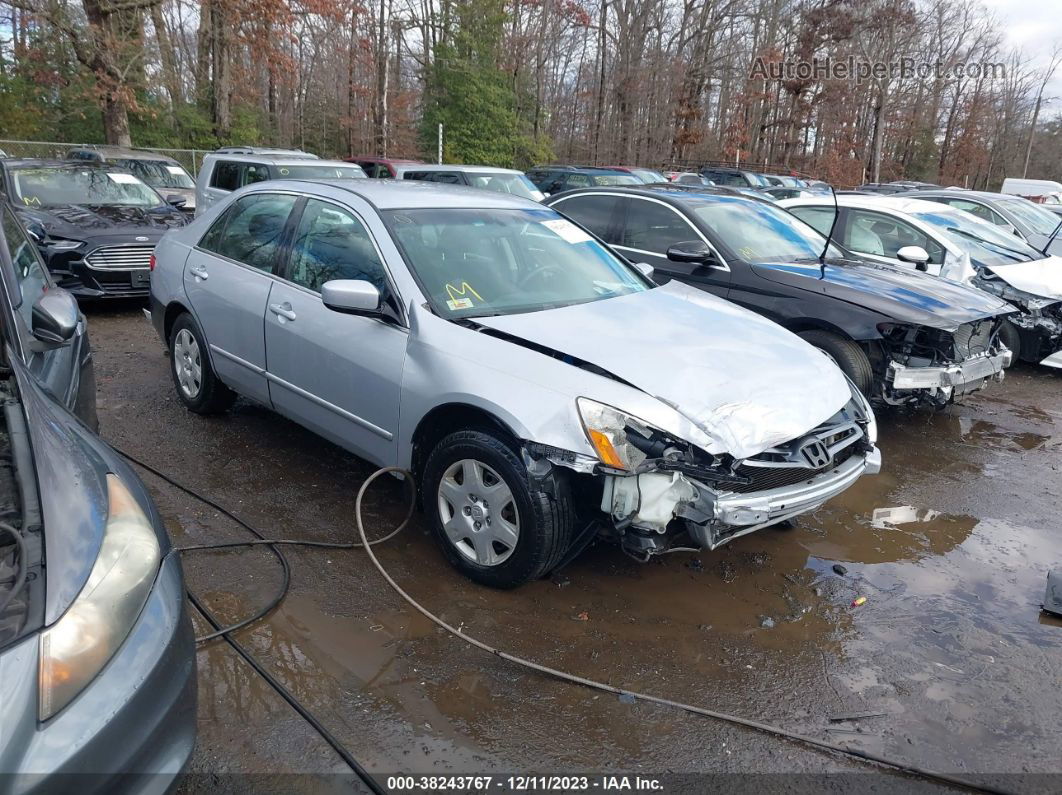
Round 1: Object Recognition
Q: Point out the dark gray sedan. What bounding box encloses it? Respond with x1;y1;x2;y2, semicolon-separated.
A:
0;204;195;788
914;190;1062;256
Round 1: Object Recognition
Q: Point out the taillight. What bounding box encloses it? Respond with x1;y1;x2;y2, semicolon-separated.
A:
149;253;156;271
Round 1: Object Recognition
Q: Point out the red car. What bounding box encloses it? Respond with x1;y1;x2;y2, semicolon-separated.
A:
345;156;423;178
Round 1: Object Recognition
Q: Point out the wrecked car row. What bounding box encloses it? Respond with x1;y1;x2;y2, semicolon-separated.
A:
546;186;1014;408
781;194;1062;370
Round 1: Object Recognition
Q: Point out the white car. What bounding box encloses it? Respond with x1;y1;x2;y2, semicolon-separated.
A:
780;194;1062;368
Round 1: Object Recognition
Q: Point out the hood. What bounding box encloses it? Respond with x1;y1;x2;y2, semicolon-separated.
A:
18;204;186;240
982;256;1062;301
476;281;851;459
751;259;1012;330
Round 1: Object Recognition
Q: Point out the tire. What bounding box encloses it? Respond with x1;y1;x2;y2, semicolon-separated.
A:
798;329;874;397
998;320;1021;366
169;313;236;414
422;429;574;588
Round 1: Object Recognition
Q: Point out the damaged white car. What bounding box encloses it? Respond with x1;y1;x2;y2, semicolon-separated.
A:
150;180;881;587
783;195;1062;368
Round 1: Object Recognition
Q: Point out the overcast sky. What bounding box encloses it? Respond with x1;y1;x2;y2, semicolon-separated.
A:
983;0;1062;113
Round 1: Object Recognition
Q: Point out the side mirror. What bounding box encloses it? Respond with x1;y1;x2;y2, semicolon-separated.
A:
165;194;187;208
31;288;79;345
896;245;930;271
321;279;381;315
666;240;720;266
24;220;45;244
632;261;654;278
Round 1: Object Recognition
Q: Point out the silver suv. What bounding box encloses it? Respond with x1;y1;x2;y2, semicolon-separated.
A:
149;180;880;587
194;147;366;216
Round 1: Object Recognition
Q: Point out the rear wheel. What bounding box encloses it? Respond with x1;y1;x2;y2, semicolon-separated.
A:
998;320;1021;366
422;429;573;588
169;313;236;414
798;329;874;397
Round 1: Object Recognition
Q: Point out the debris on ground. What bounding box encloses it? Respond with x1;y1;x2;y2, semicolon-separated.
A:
829;711;890;722
761;617;776;628
851;596;868;607
573;611;589;621
833;564;848;576
685;558;704;572
618;693;636;704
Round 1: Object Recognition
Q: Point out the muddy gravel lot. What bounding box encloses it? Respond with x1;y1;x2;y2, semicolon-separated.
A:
87;302;1061;792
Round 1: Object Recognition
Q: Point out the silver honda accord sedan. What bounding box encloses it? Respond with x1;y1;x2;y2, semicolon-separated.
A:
149;179;881;587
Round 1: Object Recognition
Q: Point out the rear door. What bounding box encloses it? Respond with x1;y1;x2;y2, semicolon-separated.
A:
839;208;947;275
614;195;731;297
185;191;299;404
264;196;406;465
0;206;96;425
549;193;622;243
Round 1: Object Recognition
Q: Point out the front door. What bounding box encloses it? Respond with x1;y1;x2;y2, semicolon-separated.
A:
264;197;406;466
186;191;299;404
614;196;731;297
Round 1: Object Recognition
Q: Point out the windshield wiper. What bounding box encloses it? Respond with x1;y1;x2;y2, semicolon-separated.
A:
945;227;1033;261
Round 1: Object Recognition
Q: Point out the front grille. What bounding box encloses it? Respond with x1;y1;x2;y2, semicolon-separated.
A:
953;320;995;359
728;445;857;493
86;245;153;270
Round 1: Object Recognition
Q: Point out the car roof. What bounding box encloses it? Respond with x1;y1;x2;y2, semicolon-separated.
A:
782;194;964;216
69;147;177;162
2;158;122;170
349;156;421;164
548;184;772;205
263;178;544;210
206;153;357;167
392;164;524;174
912;189;1024;203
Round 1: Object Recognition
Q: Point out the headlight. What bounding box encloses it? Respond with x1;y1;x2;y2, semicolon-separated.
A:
38;474;161;720
576;397;661;471
45;238;83;251
847;379;877;445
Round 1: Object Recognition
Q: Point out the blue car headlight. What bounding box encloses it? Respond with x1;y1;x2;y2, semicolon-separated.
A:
38;474;161;720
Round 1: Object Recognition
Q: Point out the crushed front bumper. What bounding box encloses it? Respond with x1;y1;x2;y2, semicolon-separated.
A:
888;350;1010;394
686;446;880;549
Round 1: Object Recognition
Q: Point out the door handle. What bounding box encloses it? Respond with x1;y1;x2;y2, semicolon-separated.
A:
188;264;209;281
269;302;296;321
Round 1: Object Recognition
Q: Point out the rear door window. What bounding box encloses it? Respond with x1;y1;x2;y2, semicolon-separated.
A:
200;193;298;273
553;195;619;242
211;161;241;191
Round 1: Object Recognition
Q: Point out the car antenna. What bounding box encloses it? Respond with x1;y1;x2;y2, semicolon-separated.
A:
818;184;840;279
1043;214;1062;256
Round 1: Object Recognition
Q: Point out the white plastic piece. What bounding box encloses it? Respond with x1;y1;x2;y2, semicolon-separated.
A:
603;472;697;533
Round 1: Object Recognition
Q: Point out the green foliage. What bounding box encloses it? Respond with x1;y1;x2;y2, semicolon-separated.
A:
419;0;554;168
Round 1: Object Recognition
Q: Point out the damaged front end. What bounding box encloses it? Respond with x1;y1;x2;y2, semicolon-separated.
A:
974;276;1062;367
523;383;880;559
874;317;1010;408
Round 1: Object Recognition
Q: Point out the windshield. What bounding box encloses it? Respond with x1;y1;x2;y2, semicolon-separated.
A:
10;167;164;208
116;158;194;189
591;174;641;186
629;169;667;184
995;197;1061;237
910;207;1045;265
466;173;542;200
384;207;648;318
273;164;366;179
691;196;845;261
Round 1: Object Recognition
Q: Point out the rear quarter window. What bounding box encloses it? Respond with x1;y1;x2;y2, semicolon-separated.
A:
210;161;241;191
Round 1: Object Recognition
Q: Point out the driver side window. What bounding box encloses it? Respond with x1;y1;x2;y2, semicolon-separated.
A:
2;207;51;332
619;198;699;254
287;199;388;293
843;209;944;264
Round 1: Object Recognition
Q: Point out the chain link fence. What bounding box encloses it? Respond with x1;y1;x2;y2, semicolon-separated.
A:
0;139;208;174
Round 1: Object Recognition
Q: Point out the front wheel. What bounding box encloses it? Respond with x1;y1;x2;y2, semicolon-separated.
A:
422;429;573;588
798;329;874;397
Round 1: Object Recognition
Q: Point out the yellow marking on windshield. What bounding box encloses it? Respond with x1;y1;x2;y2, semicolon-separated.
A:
22;196;40;206
445;281;484;302
738;245;755;259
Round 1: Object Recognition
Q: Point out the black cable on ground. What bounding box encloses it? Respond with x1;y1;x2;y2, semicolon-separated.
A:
117;448;387;795
121;447;1016;795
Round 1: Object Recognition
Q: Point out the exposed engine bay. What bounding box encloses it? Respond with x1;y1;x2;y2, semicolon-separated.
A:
872;317;1009;407
524;385;879;560
974;274;1062;364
